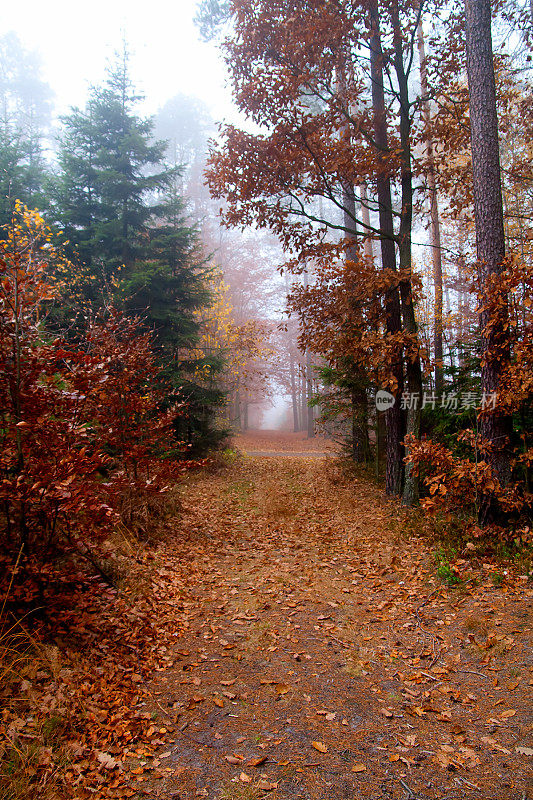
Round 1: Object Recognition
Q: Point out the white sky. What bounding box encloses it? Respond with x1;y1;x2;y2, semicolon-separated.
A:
1;0;236;121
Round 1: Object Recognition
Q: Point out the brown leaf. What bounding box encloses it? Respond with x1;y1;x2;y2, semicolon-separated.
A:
257;780;278;791
248;756;267;767
96;751;119;770
225;755;244;764
380;708;394;718
352;763;366;773
311;741;327;753
239;772;252;783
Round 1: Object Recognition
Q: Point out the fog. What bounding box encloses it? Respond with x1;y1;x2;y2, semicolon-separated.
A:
1;0;235;121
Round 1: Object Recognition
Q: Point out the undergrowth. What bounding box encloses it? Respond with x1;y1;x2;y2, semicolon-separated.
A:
402;507;533;586
0;505;187;800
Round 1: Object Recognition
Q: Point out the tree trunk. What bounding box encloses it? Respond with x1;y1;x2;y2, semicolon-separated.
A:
351;385;371;463
359;183;374;263
369;0;405;496
392;0;423;507
306;361;314;438
417;21;444;396
289;345;299;432
302;269;315;438
465;0;512;503
285;275;300;432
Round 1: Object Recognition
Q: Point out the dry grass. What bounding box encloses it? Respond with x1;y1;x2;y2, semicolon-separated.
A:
0;607;69;800
219;783;264;800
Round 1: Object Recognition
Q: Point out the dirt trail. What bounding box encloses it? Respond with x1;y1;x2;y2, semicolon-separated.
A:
134;447;532;800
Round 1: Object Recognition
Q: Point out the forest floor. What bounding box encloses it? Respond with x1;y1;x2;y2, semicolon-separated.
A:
129;432;533;800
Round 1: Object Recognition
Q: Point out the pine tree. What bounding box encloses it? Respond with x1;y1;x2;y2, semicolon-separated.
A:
0;33;52;227
54;47;173;294
54;49;228;454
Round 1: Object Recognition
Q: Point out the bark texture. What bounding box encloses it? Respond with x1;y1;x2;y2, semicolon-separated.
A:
369;0;405;497
391;0;422;507
465;0;512;499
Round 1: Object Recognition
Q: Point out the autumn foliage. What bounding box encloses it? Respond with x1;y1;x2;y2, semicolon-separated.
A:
0;206;190;587
406;259;533;534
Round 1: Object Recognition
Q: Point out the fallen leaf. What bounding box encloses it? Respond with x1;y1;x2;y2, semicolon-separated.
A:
225;755;243;764
516;746;533;756
276;683;290;694
248;756;267;767
96;751;119;770
380;708;394;718
352;763;366;773
213;696;224;708
239;772;252;783
311;741;327;753
501;709;517;718
257;780;278;790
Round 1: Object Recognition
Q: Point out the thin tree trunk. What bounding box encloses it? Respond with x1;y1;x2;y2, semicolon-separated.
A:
417;21;444;396
306;357;314;439
392;0;423;507
300;365;306;433
465;0;512;506
369;0;405;496
289;345;299;432
303;269;315;438
360;182;374;263
285;274;300;432
338;68;370;461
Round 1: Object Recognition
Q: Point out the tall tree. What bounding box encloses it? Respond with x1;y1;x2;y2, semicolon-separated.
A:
417;20;444;397
0;33;52;225
464;0;513;501
55;48;173;293
368;0;406;495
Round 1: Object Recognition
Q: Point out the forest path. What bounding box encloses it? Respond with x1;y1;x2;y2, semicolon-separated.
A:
136;449;533;800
